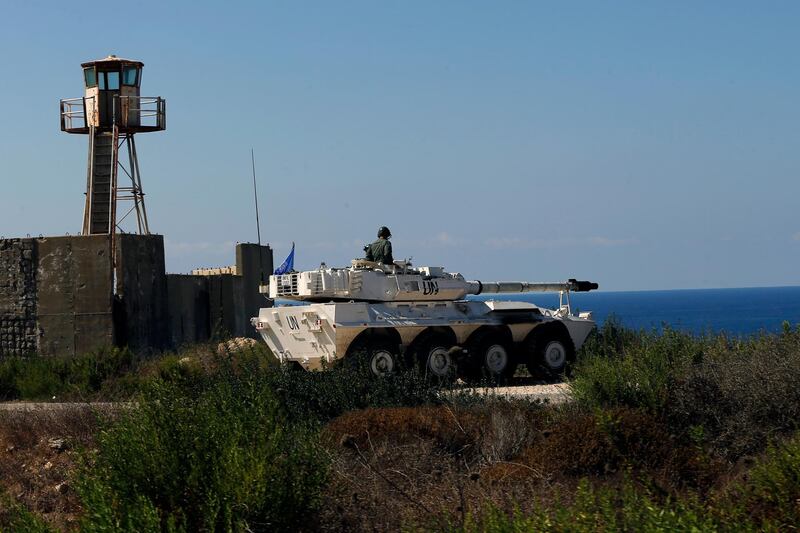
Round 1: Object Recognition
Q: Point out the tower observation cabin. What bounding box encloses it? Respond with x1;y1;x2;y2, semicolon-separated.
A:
60;55;166;239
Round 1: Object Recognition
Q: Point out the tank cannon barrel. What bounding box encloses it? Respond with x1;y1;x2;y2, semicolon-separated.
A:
467;279;598;295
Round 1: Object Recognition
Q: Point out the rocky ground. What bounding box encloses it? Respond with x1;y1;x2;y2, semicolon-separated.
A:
0;409;87;529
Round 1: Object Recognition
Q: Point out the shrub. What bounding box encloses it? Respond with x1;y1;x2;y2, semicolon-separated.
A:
727;431;800;529
77;358;328;532
0;347;137;401
0;493;57;533
571;327;703;412
668;330;800;459
457;479;718;532
0;358;22;399
265;360;443;423
576;314;640;360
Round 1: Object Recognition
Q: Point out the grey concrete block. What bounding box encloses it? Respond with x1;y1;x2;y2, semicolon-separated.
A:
235;243;273;339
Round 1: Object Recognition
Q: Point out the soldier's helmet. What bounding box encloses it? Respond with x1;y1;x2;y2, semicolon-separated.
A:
377;226;392;239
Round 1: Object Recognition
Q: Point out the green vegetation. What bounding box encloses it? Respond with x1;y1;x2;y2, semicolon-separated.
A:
455;430;800;532
0;346;212;402
2;321;800;531
77;358;327;532
0;494;55;533
459;480;716;532
572;318;800;460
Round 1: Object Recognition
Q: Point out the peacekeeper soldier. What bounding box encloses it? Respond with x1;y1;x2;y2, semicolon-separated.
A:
364;226;394;265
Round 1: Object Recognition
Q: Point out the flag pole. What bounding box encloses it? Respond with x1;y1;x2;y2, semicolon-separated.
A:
251;148;265;283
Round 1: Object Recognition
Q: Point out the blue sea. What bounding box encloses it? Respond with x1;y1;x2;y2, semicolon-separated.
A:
476;286;800;336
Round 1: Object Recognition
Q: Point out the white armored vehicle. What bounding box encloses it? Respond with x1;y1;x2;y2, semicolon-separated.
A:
252;260;598;381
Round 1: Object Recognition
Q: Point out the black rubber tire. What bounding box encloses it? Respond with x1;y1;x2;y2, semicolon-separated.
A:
346;339;400;377
368;340;401;376
463;333;517;384
415;335;458;382
525;330;575;382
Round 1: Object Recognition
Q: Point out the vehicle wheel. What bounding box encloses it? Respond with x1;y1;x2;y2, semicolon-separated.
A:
525;332;574;382
464;334;517;383
368;341;399;376
346;339;400;377
417;336;458;381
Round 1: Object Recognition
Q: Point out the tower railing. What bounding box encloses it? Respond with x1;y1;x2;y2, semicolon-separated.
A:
60;96;165;133
60;96;93;132
116;96;166;131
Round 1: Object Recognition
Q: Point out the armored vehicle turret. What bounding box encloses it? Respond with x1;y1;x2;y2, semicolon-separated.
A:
253;260;598;381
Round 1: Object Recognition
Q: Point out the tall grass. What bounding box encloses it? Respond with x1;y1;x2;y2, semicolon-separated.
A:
0;347;138;401
570;319;704;412
0;494;56;533
264;357;443;423
458;480;717;532
458;429;800;532
571;320;800;460
77;356;327;533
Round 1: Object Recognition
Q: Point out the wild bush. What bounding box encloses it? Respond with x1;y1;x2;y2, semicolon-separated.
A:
0;347;137;401
668;329;800;460
457;479;718;532
265;360;443;422
0;343;246;401
447;430;800;532
576;314;641;360
571;326;703;412
77;358;328;533
0;494;55;533
724;431;800;529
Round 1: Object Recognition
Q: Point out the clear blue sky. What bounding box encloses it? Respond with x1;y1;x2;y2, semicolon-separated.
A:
0;1;798;290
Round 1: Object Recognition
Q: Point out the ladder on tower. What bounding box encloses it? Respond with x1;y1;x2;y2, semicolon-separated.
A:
83;125;120;235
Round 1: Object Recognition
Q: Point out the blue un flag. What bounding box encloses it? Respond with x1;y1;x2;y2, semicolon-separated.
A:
273;243;295;275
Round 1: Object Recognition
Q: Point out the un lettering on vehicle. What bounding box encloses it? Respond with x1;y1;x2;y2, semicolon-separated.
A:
422;281;439;295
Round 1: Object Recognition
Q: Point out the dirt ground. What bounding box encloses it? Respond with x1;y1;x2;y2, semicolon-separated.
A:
0;384;570;531
0;405;123;530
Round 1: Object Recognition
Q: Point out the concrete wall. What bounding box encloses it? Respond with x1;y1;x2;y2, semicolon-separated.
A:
0;236;273;356
116;234;168;353
164;243;272;346
236;243;273;337
166;275;210;346
35;235;114;357
0;239;38;355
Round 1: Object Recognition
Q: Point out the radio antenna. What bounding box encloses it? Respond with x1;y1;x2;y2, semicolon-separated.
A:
251;148;265;283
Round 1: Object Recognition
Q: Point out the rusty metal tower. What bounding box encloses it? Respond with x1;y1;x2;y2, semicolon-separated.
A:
60;55;166;243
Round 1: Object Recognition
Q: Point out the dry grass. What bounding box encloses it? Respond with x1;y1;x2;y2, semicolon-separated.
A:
0;406;120;531
319;403;551;530
319;403;724;531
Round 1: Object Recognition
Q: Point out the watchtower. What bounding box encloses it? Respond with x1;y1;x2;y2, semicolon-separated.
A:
60;55;166;241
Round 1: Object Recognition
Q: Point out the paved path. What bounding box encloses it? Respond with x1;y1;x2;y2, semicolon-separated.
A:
0;402;132;412
469;381;572;403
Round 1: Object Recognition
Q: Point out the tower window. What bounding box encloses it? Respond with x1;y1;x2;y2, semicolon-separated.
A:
84;67;97;88
106;71;120;90
122;66;138;86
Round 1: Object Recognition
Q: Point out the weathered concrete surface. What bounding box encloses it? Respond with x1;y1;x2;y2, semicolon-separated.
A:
166;274;210;346
1;236;273;356
236;243;273;338
116;234;168;352
36;235;114;357
0;239;37;355
208;274;245;338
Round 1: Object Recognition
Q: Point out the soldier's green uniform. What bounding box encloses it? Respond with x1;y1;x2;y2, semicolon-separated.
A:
364;226;394;265
365;238;393;265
